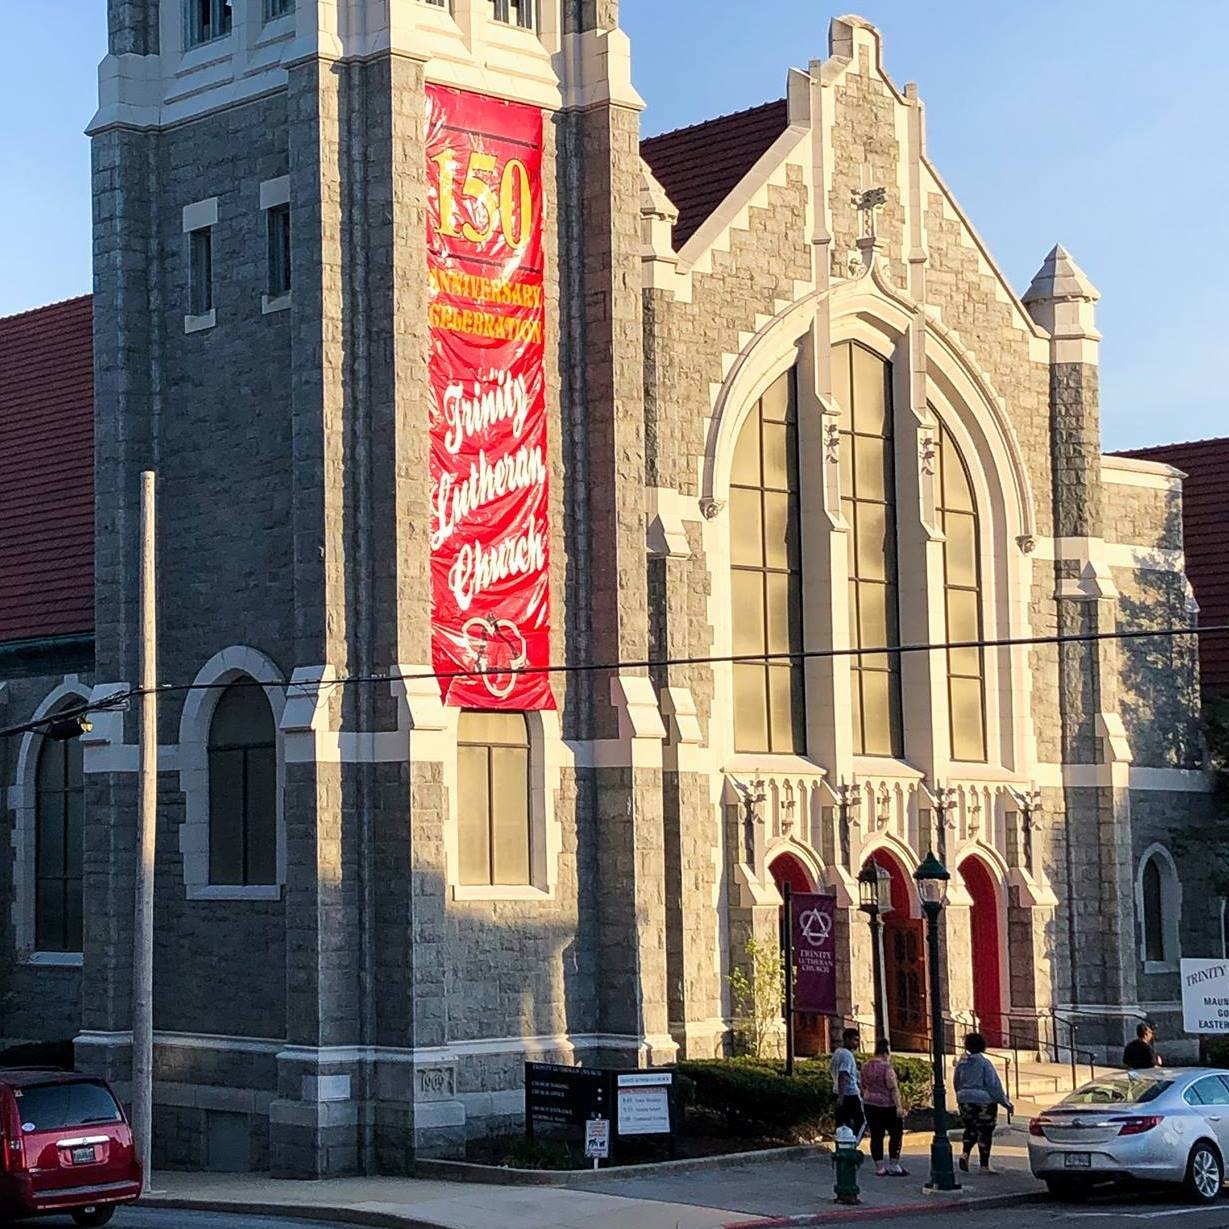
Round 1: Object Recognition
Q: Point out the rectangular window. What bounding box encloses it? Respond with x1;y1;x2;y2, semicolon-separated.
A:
491;0;534;28
457;712;531;886
187;0;234;48
423;0;449;6
35;737;84;954
264;0;294;19
190;228;213;317
267;203;291;298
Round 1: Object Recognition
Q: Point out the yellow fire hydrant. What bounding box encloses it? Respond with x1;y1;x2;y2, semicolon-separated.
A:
832;1125;863;1205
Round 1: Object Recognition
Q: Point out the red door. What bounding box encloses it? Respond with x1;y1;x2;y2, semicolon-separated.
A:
961;857;1005;1045
873;854;930;1051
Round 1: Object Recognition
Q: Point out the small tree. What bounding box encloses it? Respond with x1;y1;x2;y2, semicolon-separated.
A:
728;937;785;1059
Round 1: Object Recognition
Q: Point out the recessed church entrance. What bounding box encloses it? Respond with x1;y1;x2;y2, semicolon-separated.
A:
959;855;1005;1046
863;852;929;1051
769;852;827;1056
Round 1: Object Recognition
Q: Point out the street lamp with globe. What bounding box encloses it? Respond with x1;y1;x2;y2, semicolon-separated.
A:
914;850;960;1192
857;860;892;1046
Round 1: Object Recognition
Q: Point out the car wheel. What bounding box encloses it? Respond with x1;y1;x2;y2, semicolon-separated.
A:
1185;1142;1223;1204
70;1207;116;1227
1044;1177;1089;1201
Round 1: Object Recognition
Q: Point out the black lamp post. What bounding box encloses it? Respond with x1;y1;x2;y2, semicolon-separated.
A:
857;860;891;1046
914;850;960;1192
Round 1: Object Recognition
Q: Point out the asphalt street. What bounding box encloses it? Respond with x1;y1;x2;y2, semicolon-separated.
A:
24;1191;1229;1229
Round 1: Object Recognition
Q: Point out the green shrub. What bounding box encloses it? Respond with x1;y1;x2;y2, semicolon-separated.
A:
676;1053;934;1141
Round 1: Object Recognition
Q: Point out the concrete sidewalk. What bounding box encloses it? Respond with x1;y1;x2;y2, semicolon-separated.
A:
141;1132;1047;1229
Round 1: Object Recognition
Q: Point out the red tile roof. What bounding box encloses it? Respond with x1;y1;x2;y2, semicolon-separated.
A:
0;295;94;646
641;99;790;249
1116;438;1229;696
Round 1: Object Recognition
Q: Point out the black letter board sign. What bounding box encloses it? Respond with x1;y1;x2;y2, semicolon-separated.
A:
524;1062;609;1135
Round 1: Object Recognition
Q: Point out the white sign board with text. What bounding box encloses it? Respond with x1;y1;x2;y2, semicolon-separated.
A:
584;1118;610;1159
1182;958;1229;1034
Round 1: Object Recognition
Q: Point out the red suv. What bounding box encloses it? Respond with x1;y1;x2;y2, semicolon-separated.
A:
0;1070;142;1225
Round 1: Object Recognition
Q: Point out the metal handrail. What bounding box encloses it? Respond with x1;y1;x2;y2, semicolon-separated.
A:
966;1007;1098;1089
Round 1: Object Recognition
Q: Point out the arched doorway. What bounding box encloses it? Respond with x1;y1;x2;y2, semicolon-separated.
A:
862;851;929;1051
959;856;1005;1045
769;852;827;1057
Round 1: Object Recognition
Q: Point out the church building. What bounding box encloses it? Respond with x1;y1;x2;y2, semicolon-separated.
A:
0;1;1218;1176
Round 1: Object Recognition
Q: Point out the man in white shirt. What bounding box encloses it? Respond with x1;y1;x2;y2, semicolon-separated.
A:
831;1027;864;1133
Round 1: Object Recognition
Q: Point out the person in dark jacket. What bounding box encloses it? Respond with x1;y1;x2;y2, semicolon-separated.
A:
1122;1022;1160;1070
954;1033;1013;1173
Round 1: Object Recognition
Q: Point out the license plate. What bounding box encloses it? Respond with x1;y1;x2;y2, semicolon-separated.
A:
1065;1153;1092;1169
71;1146;96;1164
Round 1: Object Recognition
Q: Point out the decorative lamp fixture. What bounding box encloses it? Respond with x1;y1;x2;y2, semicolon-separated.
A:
913;850;951;907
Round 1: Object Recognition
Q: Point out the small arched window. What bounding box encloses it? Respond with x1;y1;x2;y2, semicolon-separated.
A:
835;341;902;757
1138;847;1180;968
937;422;987;762
1142;857;1165;964
35;721;84;952
458;711;531;886
208;682;277;886
729;369;805;754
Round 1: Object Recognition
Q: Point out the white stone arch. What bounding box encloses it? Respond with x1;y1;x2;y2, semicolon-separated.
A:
178;646;287;901
1135;842;1182;973
856;833;923;920
703;291;823;510
765;837;826;893
10;675;91;962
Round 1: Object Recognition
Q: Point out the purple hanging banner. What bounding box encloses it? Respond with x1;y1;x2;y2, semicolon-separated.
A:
791;892;837;1014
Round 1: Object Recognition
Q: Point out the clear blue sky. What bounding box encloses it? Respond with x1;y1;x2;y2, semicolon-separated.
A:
2;2;1224;450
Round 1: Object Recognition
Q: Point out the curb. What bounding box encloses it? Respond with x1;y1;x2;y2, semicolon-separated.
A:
722;1188;1051;1229
416;1144;825;1186
139;1196;443;1229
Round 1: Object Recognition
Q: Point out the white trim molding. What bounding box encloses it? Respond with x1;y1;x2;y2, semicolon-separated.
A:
177;646;288;901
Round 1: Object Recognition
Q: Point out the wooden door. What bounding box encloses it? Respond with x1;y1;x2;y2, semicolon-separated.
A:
884;919;929;1051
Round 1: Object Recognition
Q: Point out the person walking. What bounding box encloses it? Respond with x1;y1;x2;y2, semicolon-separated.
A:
861;1038;907;1176
830;1027;864;1135
1123;1022;1161;1070
954;1032;1013;1174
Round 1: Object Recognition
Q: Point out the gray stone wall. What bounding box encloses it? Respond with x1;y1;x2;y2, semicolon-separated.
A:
1103;482;1183;551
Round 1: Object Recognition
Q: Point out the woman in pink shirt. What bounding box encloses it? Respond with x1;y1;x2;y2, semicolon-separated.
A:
860;1038;907;1176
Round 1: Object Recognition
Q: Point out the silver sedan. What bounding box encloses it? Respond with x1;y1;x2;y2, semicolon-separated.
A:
1029;1068;1229;1203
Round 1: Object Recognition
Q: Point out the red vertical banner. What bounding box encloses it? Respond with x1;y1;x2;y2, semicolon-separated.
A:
792;893;837;1015
426;85;554;711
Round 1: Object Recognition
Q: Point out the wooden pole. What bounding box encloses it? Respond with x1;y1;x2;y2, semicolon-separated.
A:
132;470;157;1188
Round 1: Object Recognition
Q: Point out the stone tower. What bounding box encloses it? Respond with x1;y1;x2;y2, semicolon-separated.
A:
86;0;665;1177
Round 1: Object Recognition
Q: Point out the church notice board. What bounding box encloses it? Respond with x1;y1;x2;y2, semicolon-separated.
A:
524;1063;677;1144
1182;959;1229;1034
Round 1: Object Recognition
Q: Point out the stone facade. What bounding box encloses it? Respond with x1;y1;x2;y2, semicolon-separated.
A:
0;3;1217;1178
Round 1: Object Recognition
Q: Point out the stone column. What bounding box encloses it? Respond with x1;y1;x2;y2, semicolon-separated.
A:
1024;248;1138;1031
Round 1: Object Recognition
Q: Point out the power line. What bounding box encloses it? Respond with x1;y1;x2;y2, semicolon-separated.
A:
3;621;1227;742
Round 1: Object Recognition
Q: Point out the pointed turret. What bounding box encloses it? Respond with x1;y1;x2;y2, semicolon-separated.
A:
1023;244;1101;364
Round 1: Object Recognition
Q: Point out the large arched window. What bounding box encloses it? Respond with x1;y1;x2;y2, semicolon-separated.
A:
937;422;987;762
835;341;902;757
35;723;84;952
729;368;805;754
458;711;531;885
208;682;277;886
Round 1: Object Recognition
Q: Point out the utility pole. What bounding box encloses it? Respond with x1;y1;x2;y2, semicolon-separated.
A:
132;470;157;1187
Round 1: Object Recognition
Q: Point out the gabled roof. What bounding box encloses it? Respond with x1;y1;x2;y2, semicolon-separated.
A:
640;99;790;250
0;295;94;646
1115;437;1229;696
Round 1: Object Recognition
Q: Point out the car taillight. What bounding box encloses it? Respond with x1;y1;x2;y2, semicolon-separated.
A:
2;1136;25;1171
1029;1117;1046;1136
1118;1116;1163;1136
